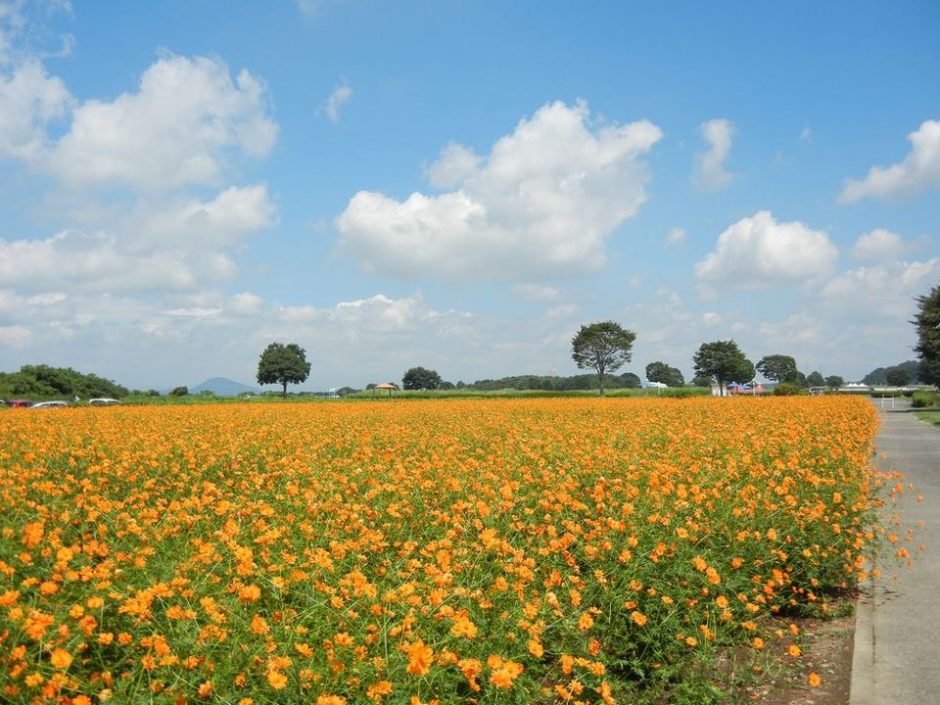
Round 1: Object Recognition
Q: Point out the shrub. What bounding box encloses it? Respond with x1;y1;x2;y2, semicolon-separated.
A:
773;382;804;396
911;391;937;408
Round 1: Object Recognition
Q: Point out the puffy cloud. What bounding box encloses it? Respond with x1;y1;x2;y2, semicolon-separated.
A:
336;100;662;278
322;82;352;123
47;54;277;190
852;228;905;260
0;230;197;292
839;120;940;202
0;59;71;159
695;211;838;290
279;293;454;334
822;258;940;317
693;118;734;191
425;142;481;188
133;184;276;249
0;183;274;294
800;127;812;143
230;291;262;315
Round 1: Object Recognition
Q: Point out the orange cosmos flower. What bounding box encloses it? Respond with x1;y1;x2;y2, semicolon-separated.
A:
487;655;524;689
49;648;72;669
267;669;288;690
458;658;482;691
250;614;269;635
238;584;261;603
450;615;478;639
403;639;433;676
366;680;393;701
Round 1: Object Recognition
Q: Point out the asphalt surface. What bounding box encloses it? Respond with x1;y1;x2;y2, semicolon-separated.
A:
850;398;940;705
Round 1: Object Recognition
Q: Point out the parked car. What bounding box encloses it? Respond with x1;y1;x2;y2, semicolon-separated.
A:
88;398;120;406
5;399;34;408
32;401;69;409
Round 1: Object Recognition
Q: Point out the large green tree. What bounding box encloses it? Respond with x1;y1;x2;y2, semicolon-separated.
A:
806;371;826;387
693;340;754;395
402;366;443;390
913;284;940;386
571;321;637;395
645;361;685;387
756;354;798;383
257;342;311;396
825;375;845;390
886;367;912;387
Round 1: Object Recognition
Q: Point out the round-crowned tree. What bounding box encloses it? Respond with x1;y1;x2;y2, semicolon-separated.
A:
693;340;754;395
571;321;637;395
257;342;311;396
402;366;443;390
645;361;685;387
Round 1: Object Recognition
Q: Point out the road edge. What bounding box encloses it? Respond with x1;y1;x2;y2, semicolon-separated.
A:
849;575;875;705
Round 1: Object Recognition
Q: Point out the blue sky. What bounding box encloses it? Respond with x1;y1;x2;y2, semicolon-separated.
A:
1;0;939;390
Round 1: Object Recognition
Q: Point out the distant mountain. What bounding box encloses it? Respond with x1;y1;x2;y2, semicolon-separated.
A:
190;377;260;397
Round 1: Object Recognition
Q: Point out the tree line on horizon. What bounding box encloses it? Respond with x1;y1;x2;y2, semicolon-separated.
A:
254;324;855;397
7;284;940;401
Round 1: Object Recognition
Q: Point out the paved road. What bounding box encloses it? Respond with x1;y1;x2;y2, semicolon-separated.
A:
850;398;940;705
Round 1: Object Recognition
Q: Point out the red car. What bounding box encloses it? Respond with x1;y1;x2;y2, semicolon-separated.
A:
5;399;34;408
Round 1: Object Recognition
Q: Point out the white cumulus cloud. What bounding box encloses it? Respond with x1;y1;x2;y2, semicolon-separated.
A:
695;210;838;290
852;228;905;260
425;142;482;188
0;182;275;294
134;184;276;249
693;118;735;191
0;59;71;159
0;230;197;292
230;291;263;315
47;54;277;190
822;258;940;318
336;100;662;278
839;120;940;202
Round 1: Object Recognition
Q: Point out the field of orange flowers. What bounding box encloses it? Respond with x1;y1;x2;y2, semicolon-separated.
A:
0;397;883;704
